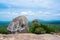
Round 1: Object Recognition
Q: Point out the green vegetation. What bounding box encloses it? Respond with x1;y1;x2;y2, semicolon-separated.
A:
0;20;60;34
29;20;46;34
0;24;8;34
29;20;59;34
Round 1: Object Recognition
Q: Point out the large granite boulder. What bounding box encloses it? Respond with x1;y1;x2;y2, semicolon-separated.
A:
7;16;29;34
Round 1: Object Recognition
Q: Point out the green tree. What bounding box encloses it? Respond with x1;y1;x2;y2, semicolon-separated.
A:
29;19;58;34
34;27;46;34
29;19;46;34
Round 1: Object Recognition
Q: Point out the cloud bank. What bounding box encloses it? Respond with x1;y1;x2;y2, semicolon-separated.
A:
0;0;60;21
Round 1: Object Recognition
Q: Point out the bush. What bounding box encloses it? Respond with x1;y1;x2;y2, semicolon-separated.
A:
29;19;58;34
0;24;8;34
29;19;46;34
41;24;58;33
34;27;46;34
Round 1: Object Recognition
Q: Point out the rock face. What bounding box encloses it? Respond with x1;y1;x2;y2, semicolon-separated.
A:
7;16;29;33
0;34;60;40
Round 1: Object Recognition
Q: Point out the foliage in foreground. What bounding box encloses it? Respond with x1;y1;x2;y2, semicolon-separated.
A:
0;20;59;34
29;20;59;34
0;24;8;34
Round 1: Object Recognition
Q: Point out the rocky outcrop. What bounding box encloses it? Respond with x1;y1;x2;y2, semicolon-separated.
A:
32;19;39;23
7;16;29;34
0;34;60;40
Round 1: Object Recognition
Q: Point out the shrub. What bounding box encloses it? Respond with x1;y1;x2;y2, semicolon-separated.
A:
34;27;46;34
29;19;46;34
29;19;58;34
41;24;58;33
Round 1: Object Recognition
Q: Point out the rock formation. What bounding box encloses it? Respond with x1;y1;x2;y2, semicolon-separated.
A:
7;16;29;34
32;19;39;23
0;34;60;40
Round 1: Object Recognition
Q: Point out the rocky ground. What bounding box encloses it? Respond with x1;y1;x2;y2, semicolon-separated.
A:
0;33;60;40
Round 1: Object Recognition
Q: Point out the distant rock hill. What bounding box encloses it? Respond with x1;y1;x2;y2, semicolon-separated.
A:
38;20;60;24
0;20;60;25
0;21;10;25
0;34;60;40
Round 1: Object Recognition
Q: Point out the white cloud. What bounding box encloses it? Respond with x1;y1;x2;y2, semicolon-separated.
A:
20;11;34;16
0;10;60;21
32;11;60;20
54;13;60;16
0;0;60;21
0;0;60;10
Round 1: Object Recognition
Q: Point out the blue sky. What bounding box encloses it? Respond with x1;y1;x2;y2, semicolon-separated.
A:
0;0;60;21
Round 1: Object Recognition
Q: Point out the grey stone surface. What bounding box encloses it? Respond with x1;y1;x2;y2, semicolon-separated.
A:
0;34;60;40
7;16;29;33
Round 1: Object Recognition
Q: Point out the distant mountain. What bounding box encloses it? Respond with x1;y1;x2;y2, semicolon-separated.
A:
0;21;10;25
0;20;60;25
39;20;60;24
